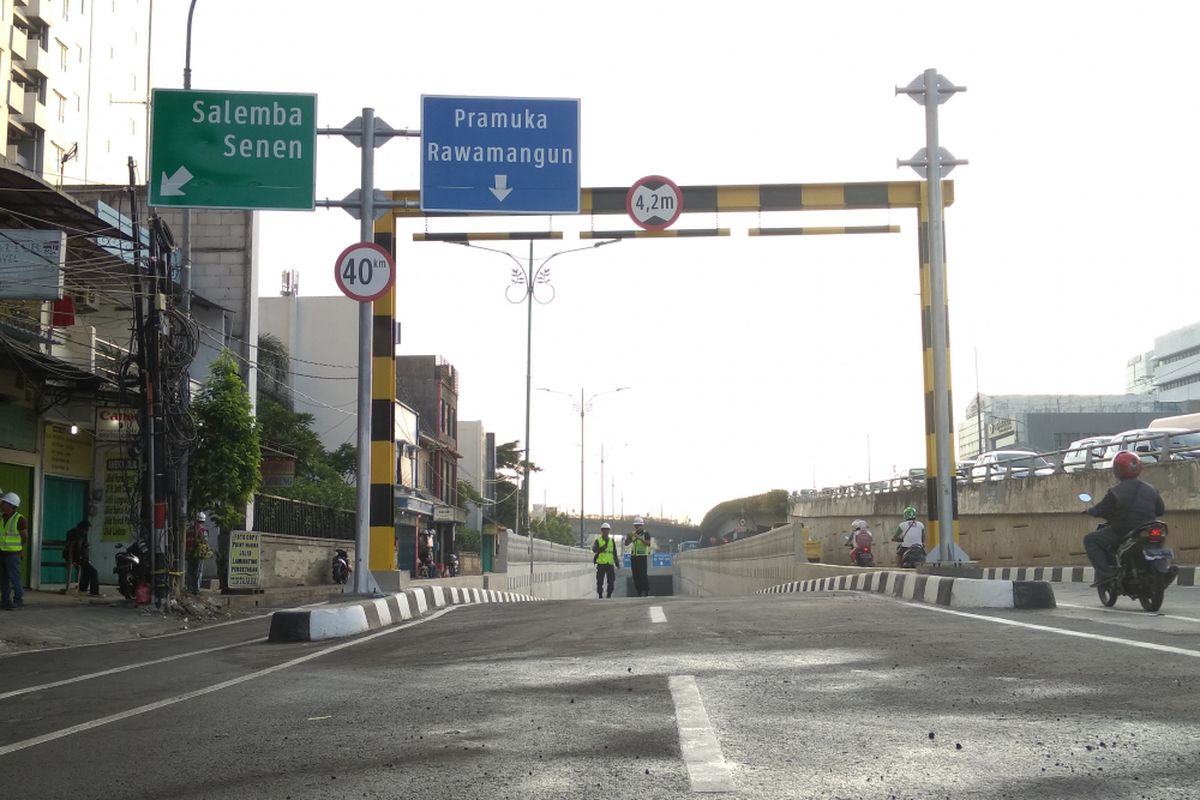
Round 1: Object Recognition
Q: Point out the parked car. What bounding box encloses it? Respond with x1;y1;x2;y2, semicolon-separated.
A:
970;450;1056;481
1101;428;1200;465
1062;436;1112;473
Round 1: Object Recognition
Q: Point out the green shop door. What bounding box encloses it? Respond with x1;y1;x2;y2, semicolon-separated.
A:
41;476;88;585
0;463;35;587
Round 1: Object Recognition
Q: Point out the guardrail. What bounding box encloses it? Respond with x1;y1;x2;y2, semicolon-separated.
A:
803;427;1200;499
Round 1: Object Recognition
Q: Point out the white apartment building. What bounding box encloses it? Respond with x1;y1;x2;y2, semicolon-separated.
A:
1127;321;1200;405
3;0;151;183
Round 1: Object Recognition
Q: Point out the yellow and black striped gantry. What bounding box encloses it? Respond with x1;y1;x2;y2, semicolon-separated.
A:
367;181;958;568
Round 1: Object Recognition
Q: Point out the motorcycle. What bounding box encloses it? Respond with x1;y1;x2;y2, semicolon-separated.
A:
845;528;875;567
1080;492;1178;612
447;553;460;577
113;540;147;600
332;548;351;585
898;542;927;569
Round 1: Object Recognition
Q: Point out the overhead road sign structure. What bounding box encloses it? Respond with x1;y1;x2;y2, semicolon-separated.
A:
149;88;317;210
412;231;564;242
580;228;730;240
420;95;580;214
749;225;901;236
385;181;953;218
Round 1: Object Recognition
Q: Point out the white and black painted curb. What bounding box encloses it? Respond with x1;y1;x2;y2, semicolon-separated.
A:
980;565;1197;587
758;570;1056;609
268;585;536;643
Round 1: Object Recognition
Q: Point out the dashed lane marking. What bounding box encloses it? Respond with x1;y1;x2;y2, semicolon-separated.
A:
669;675;735;793
650;606;667;624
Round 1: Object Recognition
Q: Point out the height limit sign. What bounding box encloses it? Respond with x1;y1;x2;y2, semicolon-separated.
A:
626;175;683;230
334;242;395;302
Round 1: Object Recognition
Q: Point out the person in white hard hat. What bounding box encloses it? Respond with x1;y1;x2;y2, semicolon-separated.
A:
626;517;652;597
0;491;28;609
185;512;212;594
591;522;619;599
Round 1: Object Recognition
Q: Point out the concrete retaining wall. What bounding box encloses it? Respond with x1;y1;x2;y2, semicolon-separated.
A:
259;533;351;589
792;461;1200;567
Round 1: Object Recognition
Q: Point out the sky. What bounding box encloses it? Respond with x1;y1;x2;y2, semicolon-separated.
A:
146;1;1200;524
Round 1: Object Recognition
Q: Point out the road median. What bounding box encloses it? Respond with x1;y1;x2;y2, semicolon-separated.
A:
268;585;536;643
759;569;1055;610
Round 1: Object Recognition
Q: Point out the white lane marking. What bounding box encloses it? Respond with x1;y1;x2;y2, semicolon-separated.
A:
0;606;459;758
1055;601;1200;625
669;675;735;793
650;606;667;624
0;637;262;701
906;603;1200;659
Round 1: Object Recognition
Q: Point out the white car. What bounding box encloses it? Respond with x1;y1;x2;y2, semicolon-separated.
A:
1100;428;1200;465
970;450;1056;482
1062;436;1111;473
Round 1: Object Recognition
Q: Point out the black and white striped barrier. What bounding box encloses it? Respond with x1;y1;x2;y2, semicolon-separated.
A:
758;570;1056;609
979;565;1197;587
268;585;536;643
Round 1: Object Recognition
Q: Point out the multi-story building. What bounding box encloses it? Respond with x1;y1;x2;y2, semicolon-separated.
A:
1127;322;1200;406
3;0;151;183
397;354;464;567
457;421;496;533
959;393;1183;460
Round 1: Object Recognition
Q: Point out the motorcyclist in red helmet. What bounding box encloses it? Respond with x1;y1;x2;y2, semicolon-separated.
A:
1083;451;1165;586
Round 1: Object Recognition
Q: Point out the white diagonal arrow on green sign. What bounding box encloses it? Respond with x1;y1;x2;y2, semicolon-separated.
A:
149;88;317;210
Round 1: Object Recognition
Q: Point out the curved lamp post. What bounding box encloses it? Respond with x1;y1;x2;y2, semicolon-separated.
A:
538;386;630;546
449;238;618;591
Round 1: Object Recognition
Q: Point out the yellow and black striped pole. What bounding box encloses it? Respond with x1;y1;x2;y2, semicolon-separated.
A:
369;202;398;573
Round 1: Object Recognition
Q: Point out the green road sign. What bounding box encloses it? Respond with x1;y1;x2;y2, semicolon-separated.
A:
149;88;317;210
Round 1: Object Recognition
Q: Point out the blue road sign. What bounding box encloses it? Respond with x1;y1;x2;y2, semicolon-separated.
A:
421;95;580;214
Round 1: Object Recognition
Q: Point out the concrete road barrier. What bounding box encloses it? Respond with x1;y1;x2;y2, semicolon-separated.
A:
759;569;1056;610
268;585;537;643
980;565;1197;587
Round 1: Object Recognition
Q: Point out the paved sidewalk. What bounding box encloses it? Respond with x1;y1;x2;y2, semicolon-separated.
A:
0;585;340;653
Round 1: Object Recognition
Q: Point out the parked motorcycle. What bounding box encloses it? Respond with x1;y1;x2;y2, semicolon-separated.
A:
447;553;460;577
113;540;147;600
332;548;351;585
898;542;927;569
1080;492;1177;612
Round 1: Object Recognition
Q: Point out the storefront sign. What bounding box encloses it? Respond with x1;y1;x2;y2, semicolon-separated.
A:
95;408;140;441
227;530;262;589
101;455;138;542
43;422;93;479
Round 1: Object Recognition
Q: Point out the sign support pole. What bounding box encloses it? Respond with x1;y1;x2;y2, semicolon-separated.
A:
352;108;377;595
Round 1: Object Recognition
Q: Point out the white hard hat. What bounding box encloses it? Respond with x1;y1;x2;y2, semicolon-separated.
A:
0;492;19;508
600;522;611;530
633;516;645;526
196;512;207;522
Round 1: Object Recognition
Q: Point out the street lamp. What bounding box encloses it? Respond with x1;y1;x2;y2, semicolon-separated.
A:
538;386;630;546
446;238;619;590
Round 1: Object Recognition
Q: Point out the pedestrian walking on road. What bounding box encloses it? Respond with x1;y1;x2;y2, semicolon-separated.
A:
65;520;101;596
185;513;212;593
627;516;652;597
1;491;28;610
592;523;619;599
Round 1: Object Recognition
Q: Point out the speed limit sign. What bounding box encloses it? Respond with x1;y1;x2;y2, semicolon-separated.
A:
334;242;395;302
626;175;683;230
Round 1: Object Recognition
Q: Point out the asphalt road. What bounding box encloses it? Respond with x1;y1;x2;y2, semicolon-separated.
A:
3;584;1199;800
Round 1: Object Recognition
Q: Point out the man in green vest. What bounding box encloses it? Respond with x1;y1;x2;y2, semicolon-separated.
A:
592;523;619;599
1;491;28;610
627;516;652;597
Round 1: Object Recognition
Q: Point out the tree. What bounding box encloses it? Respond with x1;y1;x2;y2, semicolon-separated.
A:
494;439;538;532
531;509;574;545
191;350;261;527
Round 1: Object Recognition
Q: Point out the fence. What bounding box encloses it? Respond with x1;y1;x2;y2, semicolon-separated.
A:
254;493;355;540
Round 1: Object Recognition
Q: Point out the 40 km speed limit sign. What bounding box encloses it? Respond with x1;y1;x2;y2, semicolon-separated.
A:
626;175;683;230
334;242;395;302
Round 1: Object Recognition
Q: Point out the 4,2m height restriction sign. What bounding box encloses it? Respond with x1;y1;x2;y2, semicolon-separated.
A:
334;242;395;303
626;175;683;230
